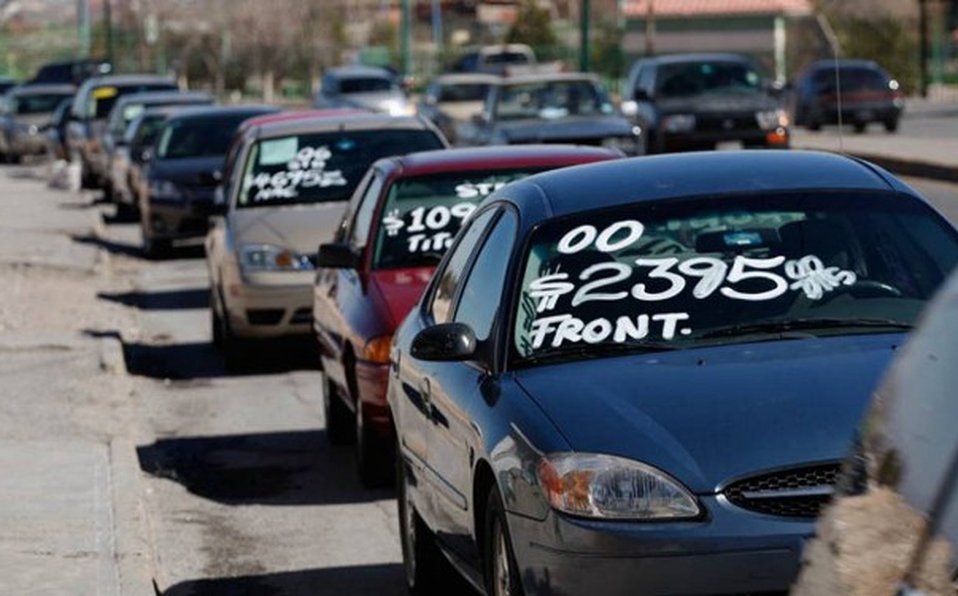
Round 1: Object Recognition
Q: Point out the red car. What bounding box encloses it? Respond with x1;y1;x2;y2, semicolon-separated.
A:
312;145;623;485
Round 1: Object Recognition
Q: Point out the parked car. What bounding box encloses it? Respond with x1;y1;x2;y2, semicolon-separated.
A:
449;44;537;76
418;74;498;144
313;145;622;486
388;150;958;596
105;91;213;206
46;97;74;161
0;84;75;163
205;113;447;368
313;65;414;116
137;105;278;257
0;76;17;95
461;73;641;154
621;53;789;153
30;58;111;86
67;74;178;188
791;59;904;133
793;269;958;595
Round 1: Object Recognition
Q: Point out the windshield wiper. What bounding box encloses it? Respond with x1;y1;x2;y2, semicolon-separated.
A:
701;318;913;340
523;341;680;365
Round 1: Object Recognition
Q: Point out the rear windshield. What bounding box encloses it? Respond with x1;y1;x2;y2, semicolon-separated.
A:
513;192;958;364
814;67;889;93
656;61;762;98
156;112;258;159
13;93;73;114
372;169;539;270
483;52;531;66
497;80;613;120
238;129;444;208
87;83;177;119
439;83;490;102
340;77;395;94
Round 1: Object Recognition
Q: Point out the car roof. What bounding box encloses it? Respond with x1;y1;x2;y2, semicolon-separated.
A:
496;72;599;85
433;73;500;86
11;83;75;95
494;151;912;219
238;109;366;132
806;59;882;71
378;145;622;178
251;113;434;139
162;105;277;125
114;90;211;106
82;74;177;87
644;53;752;66
325;65;393;80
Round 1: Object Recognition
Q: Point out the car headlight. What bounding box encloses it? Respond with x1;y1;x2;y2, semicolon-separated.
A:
148;179;184;201
620;100;638;117
756;109;789;130
661;114;696;133
601;135;639;155
384;101;416;117
238;244;314;272
537;453;700;520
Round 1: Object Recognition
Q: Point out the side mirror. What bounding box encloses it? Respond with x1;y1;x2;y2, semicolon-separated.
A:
211;185;228;215
633;88;651;102
411;322;477;362
317;242;360;269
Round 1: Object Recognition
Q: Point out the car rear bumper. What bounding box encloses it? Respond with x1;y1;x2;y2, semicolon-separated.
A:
815;101;902;124
662;128;789;151
224;273;314;339
508;495;810;595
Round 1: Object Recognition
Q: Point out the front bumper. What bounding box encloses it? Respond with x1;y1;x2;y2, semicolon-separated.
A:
509;495;810;595
223;271;314;339
9;133;48;156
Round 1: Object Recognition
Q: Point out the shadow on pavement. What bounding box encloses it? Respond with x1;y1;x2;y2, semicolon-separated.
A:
97;287;209;311
71;233;205;261
121;337;316;379
162;563;406;596
137;429;392;506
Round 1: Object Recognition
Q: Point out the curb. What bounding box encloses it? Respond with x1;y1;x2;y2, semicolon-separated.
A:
109;437;158;596
99;336;128;375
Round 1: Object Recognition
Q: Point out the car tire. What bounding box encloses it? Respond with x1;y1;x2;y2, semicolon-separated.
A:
398;447;456;595
483;488;524;596
884;118;899;133
853;122;867;134
142;235;171;260
355;400;394;488
221;326;250;371
323;375;355;445
115;201;138;222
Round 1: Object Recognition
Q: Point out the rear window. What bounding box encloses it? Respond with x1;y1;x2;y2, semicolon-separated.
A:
156;112;258;159
656;61;762;98
340;77;395;94
439;83;490;102
484;52;531;66
814;67;889;93
513;192;958;364
372;169;538;270
87;83;177;119
238;129;444;208
13;93;72;114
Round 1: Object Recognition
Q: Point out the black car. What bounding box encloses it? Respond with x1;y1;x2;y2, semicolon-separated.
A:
0;76;17;95
462;73;641;154
388;150;958;596
30;58;111;86
791;59;904;133
138;105;278;257
0;84;75;162
622;53;789;153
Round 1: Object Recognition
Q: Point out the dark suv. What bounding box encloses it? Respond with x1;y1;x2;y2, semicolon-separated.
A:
622;53;788;153
791;59;904;133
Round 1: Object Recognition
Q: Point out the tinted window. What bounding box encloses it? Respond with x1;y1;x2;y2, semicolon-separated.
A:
439;84;490;102
814;67;889;93
484;52;530;66
656;61;762;98
372;169;538;270
237;129;444;208
156;112;258;159
12;93;73;114
339;77;395;94
455;210;517;341
513;192;958;363
128;114;167;147
430;209;497;324
87;83;177;119
496;80;613;120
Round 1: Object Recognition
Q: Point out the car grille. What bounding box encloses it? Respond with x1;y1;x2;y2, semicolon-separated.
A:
695;114;760;133
723;464;840;518
247;309;284;326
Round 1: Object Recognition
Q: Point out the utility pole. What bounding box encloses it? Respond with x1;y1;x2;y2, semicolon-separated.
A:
644;0;656;56
919;0;929;97
103;0;114;64
400;0;411;76
579;0;591;72
77;0;91;58
431;0;442;53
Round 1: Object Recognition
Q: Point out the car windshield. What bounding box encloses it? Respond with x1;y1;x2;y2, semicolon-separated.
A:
513;192;958;364
656;61;763;98
496;80;613;120
88;83;177;119
340;77;395;94
484;51;530;66
156;112;255;159
238;129;444;208
12;93;72;114
372;168;540;270
439;83;489;102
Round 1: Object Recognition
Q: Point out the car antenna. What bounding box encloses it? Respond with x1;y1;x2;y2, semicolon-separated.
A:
818;14;844;153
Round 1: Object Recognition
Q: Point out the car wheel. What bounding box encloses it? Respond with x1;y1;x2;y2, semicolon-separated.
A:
142;235;171;260
115;200;138;222
323;375;355;445
853;122;867;134
398;447;455;595
884;118;899;133
484;488;524;596
355;399;394;488
220;325;250;371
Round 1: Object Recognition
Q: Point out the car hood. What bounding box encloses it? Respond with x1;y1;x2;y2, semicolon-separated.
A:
657;92;778;115
151;156;225;188
514;334;900;493
230;203;348;256
339;91;410;113
368;267;435;328
12;113;53;130
494;115;633;142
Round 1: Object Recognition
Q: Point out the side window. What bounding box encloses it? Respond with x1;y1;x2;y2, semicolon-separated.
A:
349;172;385;249
429;209;498;324
638;65;656;98
453;209;517;342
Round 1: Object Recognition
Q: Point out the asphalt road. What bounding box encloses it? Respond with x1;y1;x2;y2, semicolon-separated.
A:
2;161;954;596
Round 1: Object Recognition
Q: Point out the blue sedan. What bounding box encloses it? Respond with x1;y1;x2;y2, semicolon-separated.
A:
387;151;958;595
